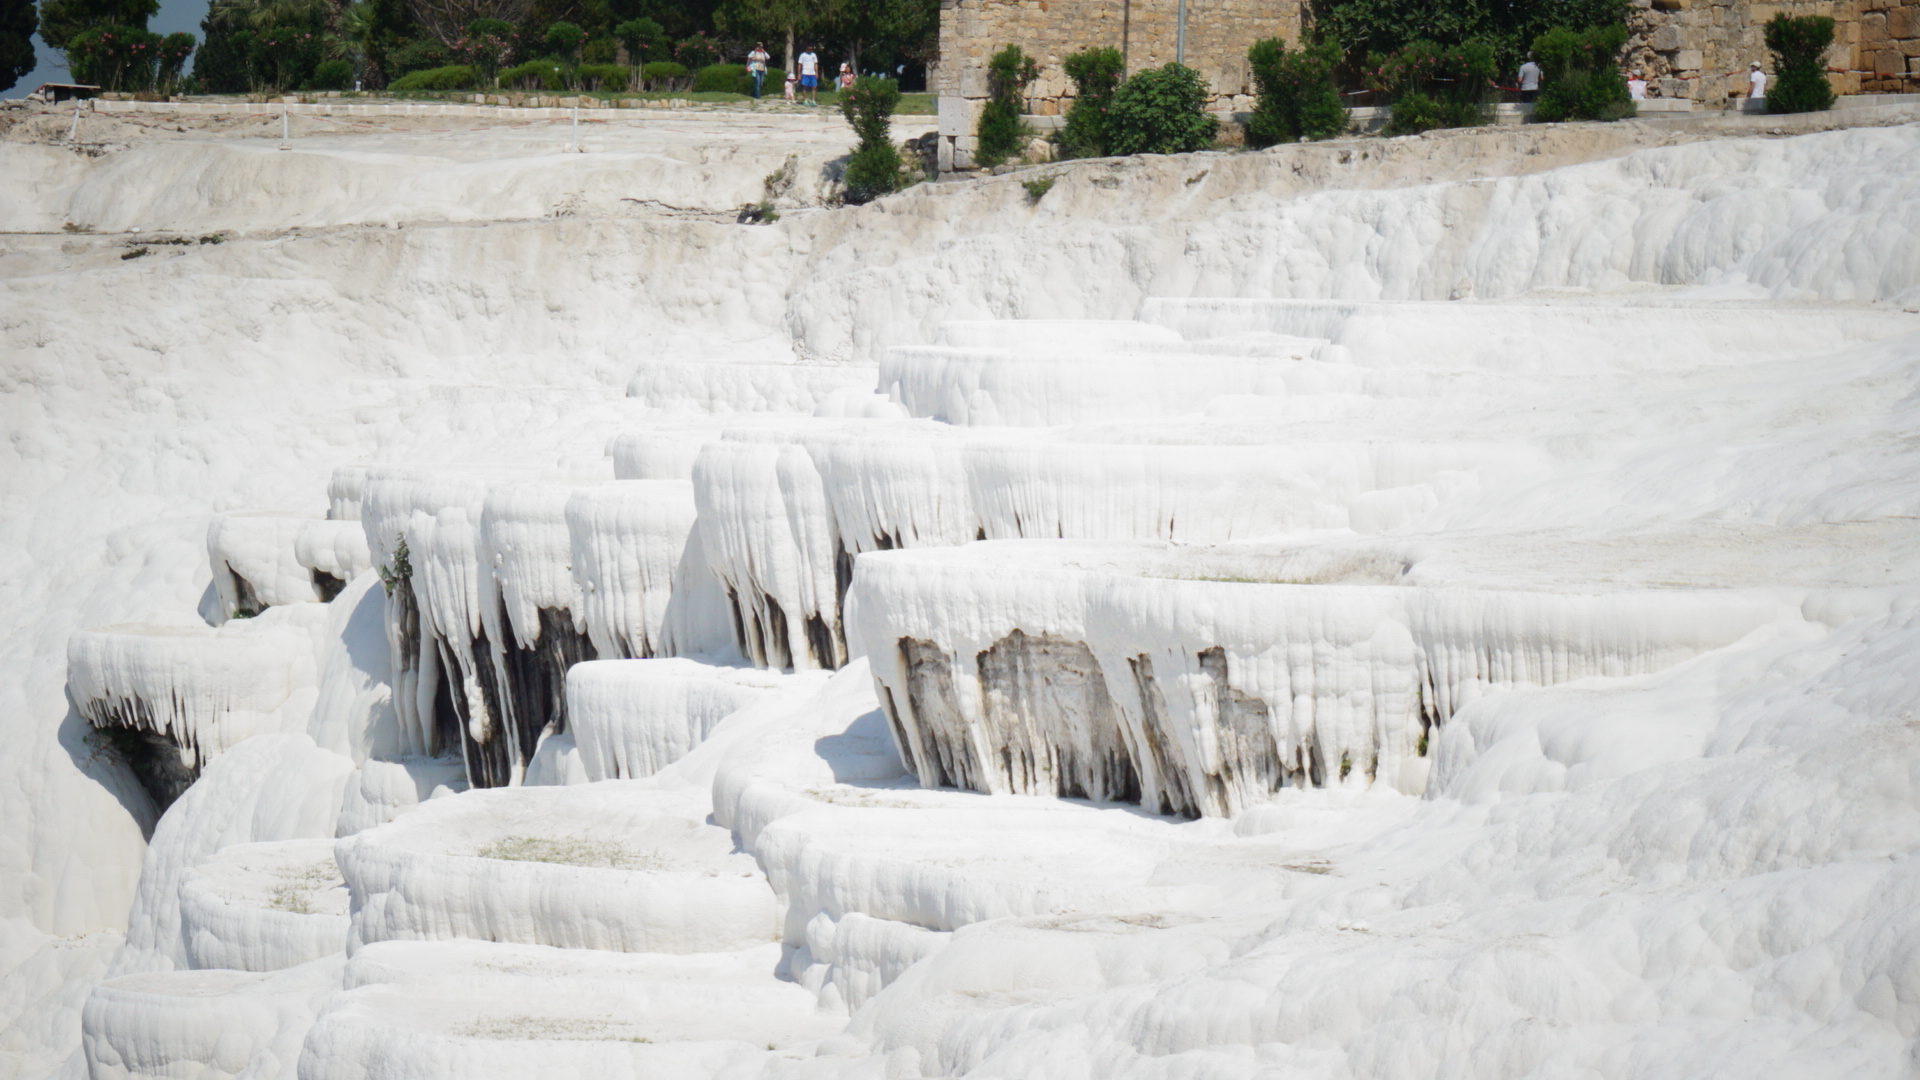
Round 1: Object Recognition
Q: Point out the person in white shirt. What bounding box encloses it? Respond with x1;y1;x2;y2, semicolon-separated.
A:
747;43;769;99
1517;54;1542;103
798;48;820;104
1748;61;1767;104
1627;69;1646;100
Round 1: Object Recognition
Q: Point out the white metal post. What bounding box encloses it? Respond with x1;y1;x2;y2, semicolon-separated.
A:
68;100;81;142
570;105;579;152
1177;0;1187;65
280;107;290;150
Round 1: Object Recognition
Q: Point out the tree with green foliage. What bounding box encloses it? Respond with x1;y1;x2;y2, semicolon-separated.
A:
37;0;157;50
1057;45;1123;158
841;73;907;202
974;43;1037;168
542;17;582;63
455;15;513;79
1105;61;1218;155
1;0;36;93
1763;12;1835;113
612;14;660;74
1246;37;1347;147
1529;23;1632;121
1369;38;1497;134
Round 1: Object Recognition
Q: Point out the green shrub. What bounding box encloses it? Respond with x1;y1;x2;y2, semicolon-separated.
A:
386;37;450;76
974;43;1038;168
311;57;353;89
1764;13;1835;113
1369;38;1496;134
1021;174;1055;201
576;62;627;90
1106;62;1218;156
693;61;746;92
841;75;908;203
389;63;476;90
642;59;687;89
1058;45;1125;158
1317;0;1628;82
500;58;566;90
1246;37;1347;147
1530;24;1633;121
581;37;615;64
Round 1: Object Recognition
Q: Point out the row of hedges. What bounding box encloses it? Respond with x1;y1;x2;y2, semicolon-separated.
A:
386;59;789;95
991;11;1837;163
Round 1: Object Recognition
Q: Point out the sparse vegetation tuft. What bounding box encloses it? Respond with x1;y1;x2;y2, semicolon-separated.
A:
1021;174;1055;202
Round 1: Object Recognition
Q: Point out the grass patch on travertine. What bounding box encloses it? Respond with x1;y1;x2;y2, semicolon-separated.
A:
456;1015;651;1041
476;834;661;870
266;864;344;914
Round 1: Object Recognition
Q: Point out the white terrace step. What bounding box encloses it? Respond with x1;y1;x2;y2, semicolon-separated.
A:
1137;297;1920;370
67;608;328;804
692;417;1542;670
207;513;372;619
298;940;840;1080
178;838;350;972
337;782;779;954
566;658;796;781
845;538;1788;818
82;956;343;1080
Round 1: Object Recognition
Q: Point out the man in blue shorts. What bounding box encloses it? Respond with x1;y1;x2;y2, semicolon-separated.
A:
798;47;819;104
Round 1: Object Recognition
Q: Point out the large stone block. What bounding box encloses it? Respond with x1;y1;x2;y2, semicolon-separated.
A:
1864;11;1891;39
1894;6;1920;37
1675;48;1706;68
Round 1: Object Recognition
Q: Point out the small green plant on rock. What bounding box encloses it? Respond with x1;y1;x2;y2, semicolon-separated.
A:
1106;62;1218;156
841;75;911;204
1530;24;1634;122
1021;174;1055;202
1058;45;1125;158
974;44;1038;168
1246;37;1349;147
1764;13;1836;114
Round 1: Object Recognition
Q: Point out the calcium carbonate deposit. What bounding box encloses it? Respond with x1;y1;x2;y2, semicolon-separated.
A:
4;98;1920;1080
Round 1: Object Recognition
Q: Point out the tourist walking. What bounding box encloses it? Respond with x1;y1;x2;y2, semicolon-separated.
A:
1748;61;1767;105
798;47;820;104
748;43;769;99
1627;69;1647;100
838;62;855;91
1517;54;1542;103
784;70;797;102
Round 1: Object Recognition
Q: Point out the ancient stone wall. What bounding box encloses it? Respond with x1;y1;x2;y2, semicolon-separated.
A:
934;0;1300;167
1624;0;1919;100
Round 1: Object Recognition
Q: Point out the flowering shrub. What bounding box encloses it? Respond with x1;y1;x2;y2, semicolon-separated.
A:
674;33;720;71
69;25;162;91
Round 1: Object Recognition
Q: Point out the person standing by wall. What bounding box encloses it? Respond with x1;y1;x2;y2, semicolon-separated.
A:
1517;53;1542;103
1627;69;1647;100
798;46;820;104
1747;61;1767;106
748;43;770;99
